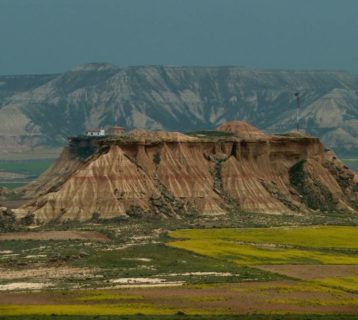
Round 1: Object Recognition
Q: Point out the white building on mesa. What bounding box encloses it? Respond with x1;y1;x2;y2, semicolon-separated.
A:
86;129;106;137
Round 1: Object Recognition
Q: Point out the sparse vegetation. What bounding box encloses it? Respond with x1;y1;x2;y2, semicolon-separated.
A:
20;212;35;226
126;206;145;218
69;139;99;160
153;152;161;165
209;156;241;212
0;208;17;232
289;160;336;211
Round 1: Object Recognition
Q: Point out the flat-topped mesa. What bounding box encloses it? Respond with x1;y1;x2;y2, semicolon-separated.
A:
17;121;357;224
127;130;199;143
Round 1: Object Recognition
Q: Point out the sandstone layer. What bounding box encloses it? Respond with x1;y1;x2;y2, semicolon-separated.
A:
17;123;358;223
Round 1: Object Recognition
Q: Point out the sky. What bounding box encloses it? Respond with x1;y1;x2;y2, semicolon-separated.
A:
0;0;358;75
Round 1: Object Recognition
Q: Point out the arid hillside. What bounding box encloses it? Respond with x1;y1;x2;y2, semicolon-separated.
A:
15;122;358;223
0;64;357;156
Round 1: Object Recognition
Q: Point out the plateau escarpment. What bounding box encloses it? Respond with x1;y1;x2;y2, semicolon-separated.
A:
16;122;358;224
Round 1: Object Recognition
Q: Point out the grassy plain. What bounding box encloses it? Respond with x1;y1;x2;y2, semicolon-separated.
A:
0;159;54;189
169;226;358;249
3;315;358;320
0;159;54;176
315;276;358;293
0;148;61;161
168;226;358;293
1;225;358;318
168;226;358;265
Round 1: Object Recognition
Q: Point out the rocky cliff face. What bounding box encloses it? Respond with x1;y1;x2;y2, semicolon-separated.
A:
16;122;358;223
0;64;357;156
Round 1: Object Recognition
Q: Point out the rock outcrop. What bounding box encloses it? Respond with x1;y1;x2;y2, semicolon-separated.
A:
16;122;358;223
216;121;266;139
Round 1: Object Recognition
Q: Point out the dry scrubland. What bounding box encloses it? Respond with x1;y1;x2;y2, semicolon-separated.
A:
0;225;357;319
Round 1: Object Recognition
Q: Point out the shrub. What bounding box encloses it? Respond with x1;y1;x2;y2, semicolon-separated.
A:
20;212;35;226
0;208;17;232
153;152;161;165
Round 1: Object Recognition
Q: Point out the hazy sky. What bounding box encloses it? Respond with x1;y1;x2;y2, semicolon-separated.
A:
1;0;357;75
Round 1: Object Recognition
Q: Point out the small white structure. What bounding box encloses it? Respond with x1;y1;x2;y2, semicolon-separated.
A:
86;129;106;137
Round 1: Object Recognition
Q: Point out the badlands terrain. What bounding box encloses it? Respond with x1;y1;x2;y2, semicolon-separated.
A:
7;121;358;224
0;122;357;319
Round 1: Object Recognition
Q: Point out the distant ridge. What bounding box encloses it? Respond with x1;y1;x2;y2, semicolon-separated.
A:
0;64;357;156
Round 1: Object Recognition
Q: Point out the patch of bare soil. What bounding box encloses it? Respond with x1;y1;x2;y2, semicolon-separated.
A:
1;200;29;209
0;267;95;280
107;277;184;288
0;292;55;304
0;282;52;291
255;265;358;280
0;231;110;242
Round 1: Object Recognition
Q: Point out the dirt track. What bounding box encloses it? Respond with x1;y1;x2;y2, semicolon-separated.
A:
0;231;110;242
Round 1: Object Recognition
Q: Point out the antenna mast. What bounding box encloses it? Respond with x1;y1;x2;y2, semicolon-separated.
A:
295;92;300;131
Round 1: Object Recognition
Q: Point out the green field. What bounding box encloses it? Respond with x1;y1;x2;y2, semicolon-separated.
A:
0;159;54;176
2;315;358;320
0;159;54;189
0;182;28;189
169;226;358;250
168;226;358;288
1;225;358;318
168;227;358;266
